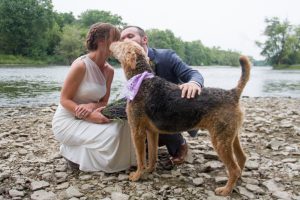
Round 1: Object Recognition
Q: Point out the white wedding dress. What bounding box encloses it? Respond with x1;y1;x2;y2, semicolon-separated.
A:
52;55;136;172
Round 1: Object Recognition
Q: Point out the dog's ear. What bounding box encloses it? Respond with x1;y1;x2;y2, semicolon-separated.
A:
125;50;137;70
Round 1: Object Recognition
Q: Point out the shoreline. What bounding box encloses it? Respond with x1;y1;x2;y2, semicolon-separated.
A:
0;97;299;199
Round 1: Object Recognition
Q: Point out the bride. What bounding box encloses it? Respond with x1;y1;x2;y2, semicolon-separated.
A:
52;23;136;172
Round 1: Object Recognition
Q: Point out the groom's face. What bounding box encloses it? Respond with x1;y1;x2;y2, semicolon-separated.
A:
121;27;147;47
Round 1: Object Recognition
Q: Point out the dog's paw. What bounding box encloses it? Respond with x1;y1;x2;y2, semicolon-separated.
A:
129;171;141;181
215;186;232;196
145;166;156;173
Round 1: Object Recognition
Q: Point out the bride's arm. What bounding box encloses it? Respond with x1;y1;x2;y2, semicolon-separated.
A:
60;60;90;118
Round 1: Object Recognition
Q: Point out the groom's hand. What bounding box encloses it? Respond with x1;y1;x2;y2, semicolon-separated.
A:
179;82;202;99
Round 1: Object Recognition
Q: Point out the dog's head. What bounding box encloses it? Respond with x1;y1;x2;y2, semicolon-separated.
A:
110;41;149;73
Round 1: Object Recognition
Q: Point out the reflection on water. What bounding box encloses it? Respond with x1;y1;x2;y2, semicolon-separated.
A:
0;65;299;107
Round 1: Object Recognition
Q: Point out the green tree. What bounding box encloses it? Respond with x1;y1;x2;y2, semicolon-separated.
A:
184;40;209;65
0;0;56;57
256;17;293;66
146;29;185;59
78;10;126;28
54;11;76;30
56;25;86;64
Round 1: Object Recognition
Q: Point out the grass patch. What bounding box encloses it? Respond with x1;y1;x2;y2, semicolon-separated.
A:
0;54;66;65
273;64;300;70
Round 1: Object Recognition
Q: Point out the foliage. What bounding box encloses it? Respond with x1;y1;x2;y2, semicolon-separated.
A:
147;29;240;66
78;10;126;28
0;0;56;57
54;11;76;30
256;17;300;67
56;25;86;64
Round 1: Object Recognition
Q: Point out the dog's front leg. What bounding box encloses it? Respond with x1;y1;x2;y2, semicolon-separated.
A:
129;126;147;181
145;130;159;173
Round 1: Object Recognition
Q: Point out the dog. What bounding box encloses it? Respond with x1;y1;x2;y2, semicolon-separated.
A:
110;40;250;196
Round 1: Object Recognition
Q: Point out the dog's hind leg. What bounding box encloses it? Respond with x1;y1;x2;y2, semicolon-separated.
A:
211;130;241;196
129;125;147;181
233;133;247;171
145;130;159;173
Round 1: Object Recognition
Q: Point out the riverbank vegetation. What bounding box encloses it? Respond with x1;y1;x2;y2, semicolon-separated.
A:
0;0;299;68
256;17;300;69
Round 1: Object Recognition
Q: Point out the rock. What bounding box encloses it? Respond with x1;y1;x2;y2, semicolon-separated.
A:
81;184;94;191
0;172;10;181
245;184;264;194
79;175;92;181
272;191;292;200
193;177;204;186
203;151;219;160
66;186;84;198
117;174;128;181
31;190;56;200
262;180;280;192
56;182;69;190
237;186;255;199
111;192;129;200
215;177;227;184
204;161;223;171
31;181;50;191
9;189;24;197
103;185;122;194
141;192;156;199
245;160;259;170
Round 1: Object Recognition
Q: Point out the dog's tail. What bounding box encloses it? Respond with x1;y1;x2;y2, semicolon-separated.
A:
234;56;251;98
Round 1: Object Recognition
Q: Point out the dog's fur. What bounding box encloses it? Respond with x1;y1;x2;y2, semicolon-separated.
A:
110;41;250;196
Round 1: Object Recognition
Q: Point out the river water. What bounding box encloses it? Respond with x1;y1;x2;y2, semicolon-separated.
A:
0;65;299;107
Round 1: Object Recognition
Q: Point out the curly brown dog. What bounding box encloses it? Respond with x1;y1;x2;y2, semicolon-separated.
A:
110;41;250;196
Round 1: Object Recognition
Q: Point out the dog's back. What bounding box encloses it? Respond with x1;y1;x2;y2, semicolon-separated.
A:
139;56;251;132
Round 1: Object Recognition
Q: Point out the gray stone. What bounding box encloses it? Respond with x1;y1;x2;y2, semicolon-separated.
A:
111;192;129;200
245;184;264;194
204;161;223;170
193;177;204;186
245;160;259;170
31;180;50;191
56;182;69;190
66;186;84;198
31;190;56;200
237;186;255;199
272;191;292;200
103;185;122;194
215;176;227;184
0;172;10;181
9;189;24;197
262;180;280;192
79;175;92;181
117;174;128;181
141;192;156;199
203;151;219;160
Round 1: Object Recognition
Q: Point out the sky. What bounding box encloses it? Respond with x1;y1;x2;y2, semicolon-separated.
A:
52;0;300;60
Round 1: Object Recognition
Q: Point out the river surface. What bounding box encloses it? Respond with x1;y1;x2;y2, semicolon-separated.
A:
0;65;299;107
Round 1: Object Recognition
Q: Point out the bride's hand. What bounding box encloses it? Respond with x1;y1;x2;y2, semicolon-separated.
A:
75;103;95;119
85;107;110;124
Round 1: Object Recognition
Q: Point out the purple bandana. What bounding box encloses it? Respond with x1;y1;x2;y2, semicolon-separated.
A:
124;71;154;101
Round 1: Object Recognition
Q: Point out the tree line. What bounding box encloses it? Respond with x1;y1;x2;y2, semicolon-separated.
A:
0;0;299;67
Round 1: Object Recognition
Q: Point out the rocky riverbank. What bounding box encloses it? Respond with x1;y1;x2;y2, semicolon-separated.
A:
0;97;299;200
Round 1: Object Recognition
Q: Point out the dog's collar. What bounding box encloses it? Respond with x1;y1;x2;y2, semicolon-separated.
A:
124;71;154;101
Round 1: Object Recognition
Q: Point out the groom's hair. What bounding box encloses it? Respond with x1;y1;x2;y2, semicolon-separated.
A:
122;25;146;37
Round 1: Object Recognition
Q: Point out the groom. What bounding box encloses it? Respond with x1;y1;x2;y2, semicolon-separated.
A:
120;25;204;169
